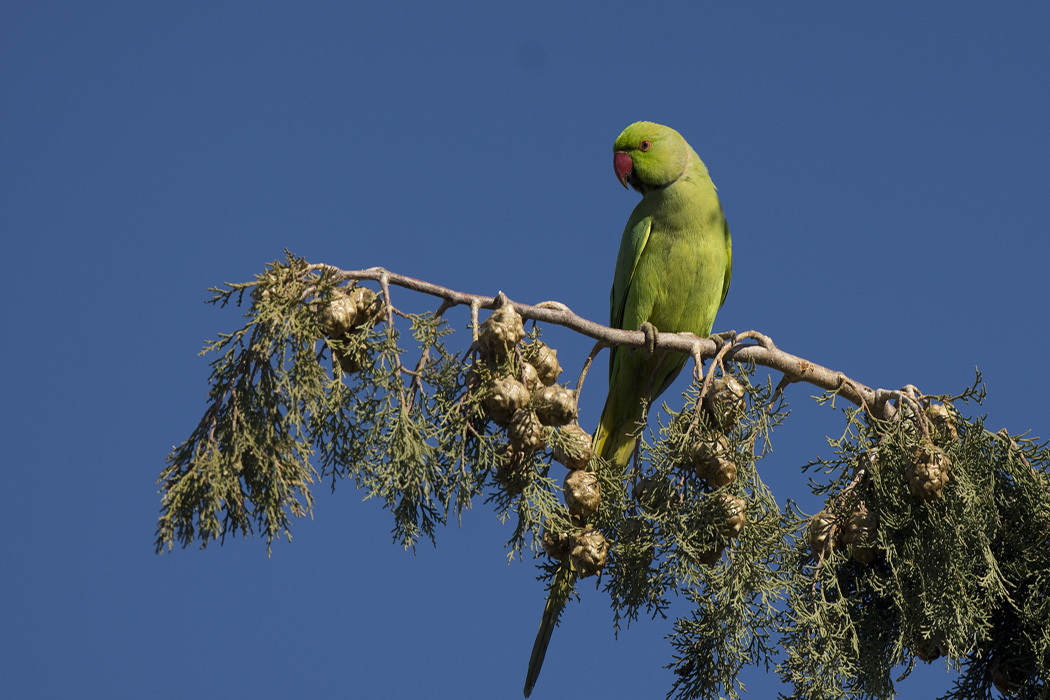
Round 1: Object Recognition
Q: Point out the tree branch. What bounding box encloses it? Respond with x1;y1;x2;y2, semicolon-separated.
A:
304;263;903;421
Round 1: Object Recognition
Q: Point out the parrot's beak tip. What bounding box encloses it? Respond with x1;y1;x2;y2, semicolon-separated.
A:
613;151;634;190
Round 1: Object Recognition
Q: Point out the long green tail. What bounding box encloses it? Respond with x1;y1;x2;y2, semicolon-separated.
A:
524;350;685;695
523;562;575;697
592;348;686;470
591;387;642;470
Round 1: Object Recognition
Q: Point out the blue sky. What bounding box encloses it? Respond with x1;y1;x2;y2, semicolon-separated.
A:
3;2;1049;698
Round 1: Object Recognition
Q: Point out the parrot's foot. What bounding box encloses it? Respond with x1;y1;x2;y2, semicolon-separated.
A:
639;322;658;356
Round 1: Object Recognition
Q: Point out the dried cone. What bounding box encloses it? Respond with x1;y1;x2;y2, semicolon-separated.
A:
478;305;525;359
483;375;530;426
552;424;593;470
508;409;544;453
334;344;366;374
908;443;951;501
621;518;655;565
926;403;959;443
533;385;578;427
703;374;747;429
913;635;946;663
525;341;563;386
348;286;382;326
690;434;737;488
633;475;669;513
494;445;527;495
809;509;838;560
329;330;368;374
321;291;358;336
721;494;747;539
695;545;724;567
687;495;745;568
519;361;541;392
324;286;381;373
989;656;1026;696
844;504;880;564
541;528;574;560
570;528;608;578
564;470;601;519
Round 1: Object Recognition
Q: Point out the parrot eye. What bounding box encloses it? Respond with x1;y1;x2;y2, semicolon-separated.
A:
639;140;651;152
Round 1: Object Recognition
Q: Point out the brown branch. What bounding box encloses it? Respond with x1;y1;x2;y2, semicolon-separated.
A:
575;340;606;396
405;299;456;413
302;264;911;421
376;271;407;408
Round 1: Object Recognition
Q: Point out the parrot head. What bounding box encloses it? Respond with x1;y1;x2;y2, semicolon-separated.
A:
613;121;691;194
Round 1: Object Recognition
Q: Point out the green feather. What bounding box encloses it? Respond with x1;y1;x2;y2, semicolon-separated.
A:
594;121;732;468
522;562;574;698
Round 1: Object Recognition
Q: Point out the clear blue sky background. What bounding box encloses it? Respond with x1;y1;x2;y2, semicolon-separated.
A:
3;3;1049;698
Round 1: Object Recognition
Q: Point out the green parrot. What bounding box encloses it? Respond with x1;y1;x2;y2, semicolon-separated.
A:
523;121;732;697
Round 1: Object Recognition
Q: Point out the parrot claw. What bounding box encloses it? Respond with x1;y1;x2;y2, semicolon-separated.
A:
639;322;658;356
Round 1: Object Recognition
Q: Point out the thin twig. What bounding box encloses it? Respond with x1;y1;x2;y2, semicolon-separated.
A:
470;299;481;343
575;341;607;396
768;374;795;411
405;300;457;413
377;272;407;408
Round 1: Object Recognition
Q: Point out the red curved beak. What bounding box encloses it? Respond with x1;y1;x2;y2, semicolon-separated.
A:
613;151;633;189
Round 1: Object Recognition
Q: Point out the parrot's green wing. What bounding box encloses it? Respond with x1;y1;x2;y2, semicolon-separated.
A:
720;219;732;308
596;191;730;468
610;215;652;332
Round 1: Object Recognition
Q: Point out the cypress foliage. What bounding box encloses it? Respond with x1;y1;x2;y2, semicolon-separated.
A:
157;254;1049;698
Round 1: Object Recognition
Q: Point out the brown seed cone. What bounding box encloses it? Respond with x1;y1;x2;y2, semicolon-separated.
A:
331;332;367;374
703;374;747;429
632;475;669;513
721;493;747;539
564;470;601;519
348;286;383;327
809;509;839;560
541;528;574;560
570;528;608;578
494;444;532;495
478;305;525;359
552;424;593;470
533;385;578;427
524;341;563;386
334;346;364;374
913;635;946;663
321;292;358;336
843;503;880;564
519;361;541;392
621;518;655;565
483;375;530;426
989;656;1026;696
926;403;960;443
508;409;545;453
695;545;725;567
851;547;879;565
690;433;737;488
908;444;951;501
